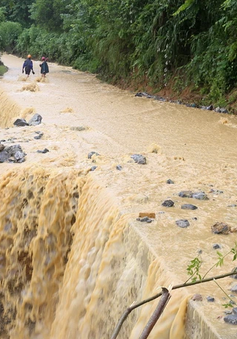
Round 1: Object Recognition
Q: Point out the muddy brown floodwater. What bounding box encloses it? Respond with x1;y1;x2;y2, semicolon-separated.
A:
1;54;237;339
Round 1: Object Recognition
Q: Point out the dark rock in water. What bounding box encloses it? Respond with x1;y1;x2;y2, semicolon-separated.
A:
209;189;223;194
14;151;25;162
135;92;154;99
181;204;198;210
192;192;209;200
13;118;29;127
176;219;190;228
116;165;122;171
88;151;100;159
28;114;42;126
179;190;208;200
70;126;86;131
207;296;215;302
90;166;97;171
162;199;174;207
220;108;228;113
231;285;237;293
167;179;174;184
215;107;228;114
0;150;10;163
186;103;196;108
5;145;24;156
37;148;49;154
224;314;237;325
131;154;146;164
155;96;166;102
207;105;213;110
192;294;203;301
211;222;230;234
178;191;193;198
213;243;221;250
233;307;237;315
34;133;43;140
136;216;153;223
0;144;26;163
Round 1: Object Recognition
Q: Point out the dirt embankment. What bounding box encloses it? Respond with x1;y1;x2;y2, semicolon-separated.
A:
105;73;237;114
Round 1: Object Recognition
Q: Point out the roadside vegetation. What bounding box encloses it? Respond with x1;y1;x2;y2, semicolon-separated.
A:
0;59;7;76
1;0;237;110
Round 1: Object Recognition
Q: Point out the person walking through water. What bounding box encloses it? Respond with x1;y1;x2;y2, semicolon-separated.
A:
22;55;35;77
39;57;49;78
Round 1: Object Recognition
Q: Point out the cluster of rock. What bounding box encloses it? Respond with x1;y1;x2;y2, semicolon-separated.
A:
13;113;42;127
224;307;237;325
0;115;46;164
135;92;229;114
87;152;147;172
0;144;26;163
131;154;146;164
135;184;236;236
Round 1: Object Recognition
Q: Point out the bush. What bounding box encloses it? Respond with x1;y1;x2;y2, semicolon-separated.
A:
0;21;22;52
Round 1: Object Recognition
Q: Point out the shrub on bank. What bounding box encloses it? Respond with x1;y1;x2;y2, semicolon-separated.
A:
0;21;22;53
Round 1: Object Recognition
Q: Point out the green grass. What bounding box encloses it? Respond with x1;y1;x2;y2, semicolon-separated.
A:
0;64;8;76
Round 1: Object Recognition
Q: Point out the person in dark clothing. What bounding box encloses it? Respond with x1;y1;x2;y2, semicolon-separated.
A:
39;57;49;78
22;55;35;77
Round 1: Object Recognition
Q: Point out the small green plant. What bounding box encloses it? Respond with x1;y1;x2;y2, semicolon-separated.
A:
185;243;237;307
185;257;202;283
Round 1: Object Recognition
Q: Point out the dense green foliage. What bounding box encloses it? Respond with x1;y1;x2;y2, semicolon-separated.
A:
1;0;237;105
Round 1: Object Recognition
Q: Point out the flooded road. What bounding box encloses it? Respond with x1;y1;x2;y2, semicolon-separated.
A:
0;54;237;339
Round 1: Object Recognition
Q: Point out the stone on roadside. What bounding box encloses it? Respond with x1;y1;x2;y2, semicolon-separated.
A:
167;179;174;184
181;204;198;210
28;114;42;126
192;192;209;200
178;191;209;200
233;307;237;314
37;148;49;154
131;154;146;164
88;151;100;159
176;219;190;228
224;314;237;325
211;222;230;235
13;118;29;127
231;284;237;293
70;126;87;131
135;92;153;99
213;244;221;250
34;132;43;140
14;151;25;162
116;165;122;171
206;296;215;302
178;191;193;198
0;150;10;163
192;294;203;301
162;200;174;207
136;216;153;223
0;144;26;163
